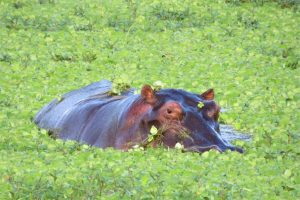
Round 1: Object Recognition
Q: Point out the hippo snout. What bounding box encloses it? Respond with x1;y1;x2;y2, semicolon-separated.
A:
227;146;244;153
184;145;243;153
219;145;244;153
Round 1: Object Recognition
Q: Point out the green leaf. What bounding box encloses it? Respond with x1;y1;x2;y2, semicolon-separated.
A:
198;102;204;108
284;169;292;178
150;126;158;135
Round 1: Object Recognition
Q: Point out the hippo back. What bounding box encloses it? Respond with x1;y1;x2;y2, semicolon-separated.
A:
34;80;113;132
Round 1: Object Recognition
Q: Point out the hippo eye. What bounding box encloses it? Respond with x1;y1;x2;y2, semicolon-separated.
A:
206;106;220;121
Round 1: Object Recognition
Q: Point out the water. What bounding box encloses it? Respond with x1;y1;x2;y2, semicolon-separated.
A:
220;124;251;142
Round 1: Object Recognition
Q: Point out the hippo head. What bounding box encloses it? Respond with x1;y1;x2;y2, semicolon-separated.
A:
140;85;243;153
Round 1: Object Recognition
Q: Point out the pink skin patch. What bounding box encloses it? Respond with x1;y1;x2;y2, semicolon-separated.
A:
124;101;152;128
157;101;184;122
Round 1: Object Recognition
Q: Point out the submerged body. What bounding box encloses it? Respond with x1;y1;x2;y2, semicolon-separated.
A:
34;80;243;153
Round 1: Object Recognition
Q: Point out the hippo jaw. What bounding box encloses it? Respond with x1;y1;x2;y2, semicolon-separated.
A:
180;113;244;153
145;108;244;153
146;119;243;153
182;138;244;153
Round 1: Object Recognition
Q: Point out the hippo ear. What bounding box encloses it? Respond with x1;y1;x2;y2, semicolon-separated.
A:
141;85;156;104
200;88;214;100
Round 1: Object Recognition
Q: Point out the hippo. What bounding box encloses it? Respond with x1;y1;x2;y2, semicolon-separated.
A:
34;80;243;153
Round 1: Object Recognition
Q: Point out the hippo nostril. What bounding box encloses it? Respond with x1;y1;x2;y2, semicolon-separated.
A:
167;108;172;114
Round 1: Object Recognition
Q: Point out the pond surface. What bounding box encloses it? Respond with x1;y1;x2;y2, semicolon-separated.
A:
220;124;251;142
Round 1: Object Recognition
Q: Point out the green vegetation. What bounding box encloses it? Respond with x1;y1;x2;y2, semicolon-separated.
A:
0;0;299;199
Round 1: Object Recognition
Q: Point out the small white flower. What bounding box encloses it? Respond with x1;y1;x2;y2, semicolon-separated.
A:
175;143;184;150
150;126;158;135
153;80;163;86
